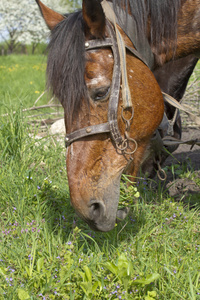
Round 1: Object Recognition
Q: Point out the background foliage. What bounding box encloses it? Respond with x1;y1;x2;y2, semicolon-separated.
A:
0;0;81;55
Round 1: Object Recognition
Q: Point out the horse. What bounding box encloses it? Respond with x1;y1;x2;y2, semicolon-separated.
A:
35;0;200;231
142;55;198;177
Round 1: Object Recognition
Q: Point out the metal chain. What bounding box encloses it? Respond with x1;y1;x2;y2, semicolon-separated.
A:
157;162;167;181
116;107;138;157
154;154;167;181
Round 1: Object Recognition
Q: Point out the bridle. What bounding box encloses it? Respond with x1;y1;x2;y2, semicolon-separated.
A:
64;14;200;177
64;3;200;180
65;20;138;156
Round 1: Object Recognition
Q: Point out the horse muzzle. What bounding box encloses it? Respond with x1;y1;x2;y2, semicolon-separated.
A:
70;172;128;232
88;199;129;231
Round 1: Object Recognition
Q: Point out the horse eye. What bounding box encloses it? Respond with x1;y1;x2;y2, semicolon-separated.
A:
92;86;110;102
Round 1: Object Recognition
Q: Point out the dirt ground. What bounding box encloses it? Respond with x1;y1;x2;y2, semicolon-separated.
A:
162;127;200;201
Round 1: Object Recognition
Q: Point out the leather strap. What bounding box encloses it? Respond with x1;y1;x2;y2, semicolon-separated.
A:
102;0;132;108
65;21;123;148
126;45;149;68
163;136;200;147
85;38;113;50
162;92;200;125
64;19;156;148
103;1;155;70
65;123;110;147
106;21;124;145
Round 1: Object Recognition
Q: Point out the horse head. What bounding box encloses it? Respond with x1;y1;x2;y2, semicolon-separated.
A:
36;0;164;231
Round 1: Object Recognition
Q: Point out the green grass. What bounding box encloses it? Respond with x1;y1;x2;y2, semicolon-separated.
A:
0;55;47;114
0;55;200;299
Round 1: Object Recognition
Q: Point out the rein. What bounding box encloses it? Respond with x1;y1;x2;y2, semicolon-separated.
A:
152;93;200;180
101;0;132;109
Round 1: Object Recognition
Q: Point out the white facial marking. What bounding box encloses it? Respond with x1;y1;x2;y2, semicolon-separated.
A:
89;76;104;86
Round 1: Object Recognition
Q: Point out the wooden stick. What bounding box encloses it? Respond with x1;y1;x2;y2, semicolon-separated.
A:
1;104;62;117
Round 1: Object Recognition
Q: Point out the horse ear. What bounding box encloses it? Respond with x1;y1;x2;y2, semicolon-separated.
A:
82;0;106;38
35;0;65;30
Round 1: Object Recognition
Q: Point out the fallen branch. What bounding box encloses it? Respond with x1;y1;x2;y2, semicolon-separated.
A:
27;117;63;125
1;104;62;117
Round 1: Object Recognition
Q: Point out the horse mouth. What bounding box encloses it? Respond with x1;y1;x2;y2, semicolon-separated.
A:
85;206;130;232
83;174;130;232
71;171;131;232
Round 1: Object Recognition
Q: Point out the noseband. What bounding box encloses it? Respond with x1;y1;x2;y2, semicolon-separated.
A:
65;21;138;155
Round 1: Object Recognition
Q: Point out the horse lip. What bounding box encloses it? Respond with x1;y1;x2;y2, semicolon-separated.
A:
116;207;130;223
87;219;116;232
86;207;130;231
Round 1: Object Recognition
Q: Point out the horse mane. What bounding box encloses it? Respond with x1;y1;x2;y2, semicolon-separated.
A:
111;0;181;51
47;11;87;126
47;0;181;125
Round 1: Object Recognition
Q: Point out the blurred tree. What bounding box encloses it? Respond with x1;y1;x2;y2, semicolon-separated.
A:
62;0;81;11
0;0;78;54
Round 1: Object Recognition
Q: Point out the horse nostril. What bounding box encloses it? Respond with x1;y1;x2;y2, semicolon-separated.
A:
89;200;105;220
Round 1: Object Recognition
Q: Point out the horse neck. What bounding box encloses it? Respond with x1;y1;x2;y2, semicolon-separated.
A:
154;55;198;101
153;0;200;66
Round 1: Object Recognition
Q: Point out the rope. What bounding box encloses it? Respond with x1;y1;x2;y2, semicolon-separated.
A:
163;136;200;148
101;0;132;109
162;92;200;126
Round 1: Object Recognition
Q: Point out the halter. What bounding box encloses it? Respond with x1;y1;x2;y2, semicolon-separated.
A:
64;4;200;179
65;20;139;155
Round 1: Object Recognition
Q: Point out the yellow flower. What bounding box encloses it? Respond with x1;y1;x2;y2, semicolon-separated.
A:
35;91;40;94
30;82;33;85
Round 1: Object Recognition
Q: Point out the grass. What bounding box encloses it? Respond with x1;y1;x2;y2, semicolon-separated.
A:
181;60;200;126
0;55;200;299
0;55;47;113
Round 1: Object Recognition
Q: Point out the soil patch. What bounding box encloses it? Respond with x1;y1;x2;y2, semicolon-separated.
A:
162;128;200;201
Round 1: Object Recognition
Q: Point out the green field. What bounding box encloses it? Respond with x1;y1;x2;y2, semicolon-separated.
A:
0;55;200;299
0;55;47;113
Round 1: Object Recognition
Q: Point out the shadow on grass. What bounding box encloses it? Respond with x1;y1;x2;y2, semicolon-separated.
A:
41;182;146;251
